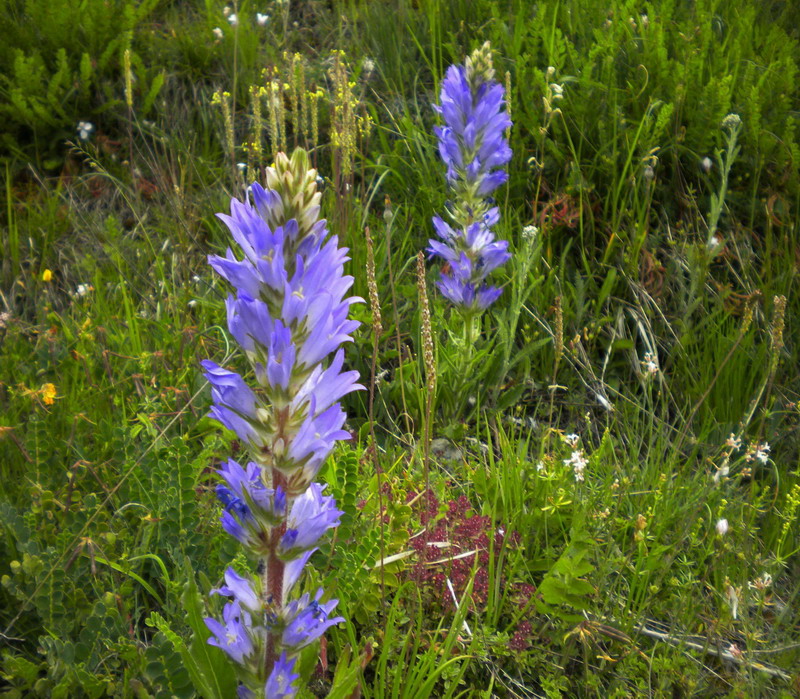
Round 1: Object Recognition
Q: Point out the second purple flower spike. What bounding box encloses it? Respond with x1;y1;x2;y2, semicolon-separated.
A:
428;42;512;314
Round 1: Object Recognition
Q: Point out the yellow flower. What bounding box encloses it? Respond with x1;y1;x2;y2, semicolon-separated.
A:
42;269;53;282
41;383;57;405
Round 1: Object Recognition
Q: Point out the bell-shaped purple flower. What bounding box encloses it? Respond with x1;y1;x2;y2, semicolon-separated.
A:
215;460;287;552
205;601;257;666
292;349;364;416
281;589;344;651
212;567;262;615
202;361;263;446
279;483;342;558
264;653;299;698
279;402;349;484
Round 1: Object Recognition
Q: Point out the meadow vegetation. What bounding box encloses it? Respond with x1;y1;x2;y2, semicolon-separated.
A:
1;0;799;696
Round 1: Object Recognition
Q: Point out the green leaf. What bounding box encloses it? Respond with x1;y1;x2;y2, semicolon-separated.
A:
182;572;238;699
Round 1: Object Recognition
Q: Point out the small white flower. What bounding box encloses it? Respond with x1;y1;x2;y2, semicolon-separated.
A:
748;572;772;591
77;121;95;140
75;283;92;298
522;224;539;241
212;26;224;39
563;433;580;448
755;443;770;464
716;518;729;536
227;13;238;26
362;57;375;76
222;5;231;16
188;299;198;308
640;14;649;28
192;274;201;284
641;352;659;377
550;83;564;100
546;66;556;79
701;156;713;172
722;113;741;130
535;460;545;472
713;463;729;485
256;12;269;25
643;165;655;180
564;450;588;481
707;235;721;251
725;433;742;450
236;162;247;173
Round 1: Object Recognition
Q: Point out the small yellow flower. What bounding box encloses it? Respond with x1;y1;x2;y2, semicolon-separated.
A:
42;269;53;282
41;383;57;405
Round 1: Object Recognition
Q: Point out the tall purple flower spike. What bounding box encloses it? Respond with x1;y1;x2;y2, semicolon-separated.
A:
202;149;359;698
428;42;512;313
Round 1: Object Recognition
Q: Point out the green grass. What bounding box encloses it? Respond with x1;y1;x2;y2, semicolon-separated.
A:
1;0;799;697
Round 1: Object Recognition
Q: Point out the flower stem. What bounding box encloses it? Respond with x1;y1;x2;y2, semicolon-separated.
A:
264;468;287;677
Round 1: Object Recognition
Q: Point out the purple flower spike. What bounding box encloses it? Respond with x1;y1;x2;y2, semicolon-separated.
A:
281;590;344;651
264;653;299;698
436;64;511;196
203;150;353;696
429;44;512;313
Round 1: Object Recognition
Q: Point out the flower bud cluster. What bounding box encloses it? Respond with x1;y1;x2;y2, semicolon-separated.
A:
202;148;360;697
428;42;512;313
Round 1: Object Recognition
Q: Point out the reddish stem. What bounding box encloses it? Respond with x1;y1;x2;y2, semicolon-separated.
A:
264;468;287;678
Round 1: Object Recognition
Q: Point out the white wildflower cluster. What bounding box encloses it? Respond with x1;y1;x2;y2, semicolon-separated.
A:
747;573;772;592
522;224;539;242
560;429;587;480
747;572;772;592
77;121;95;141
361;57;376;78
726;433;742;450
73;283;93;299
745;442;770;465
713;462;729;485
721;113;742;130
716;518;729;536
707;235;722;252
640;351;659;378
214;6;270;36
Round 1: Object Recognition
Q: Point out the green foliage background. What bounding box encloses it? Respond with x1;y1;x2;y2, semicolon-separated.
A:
1;0;799;697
